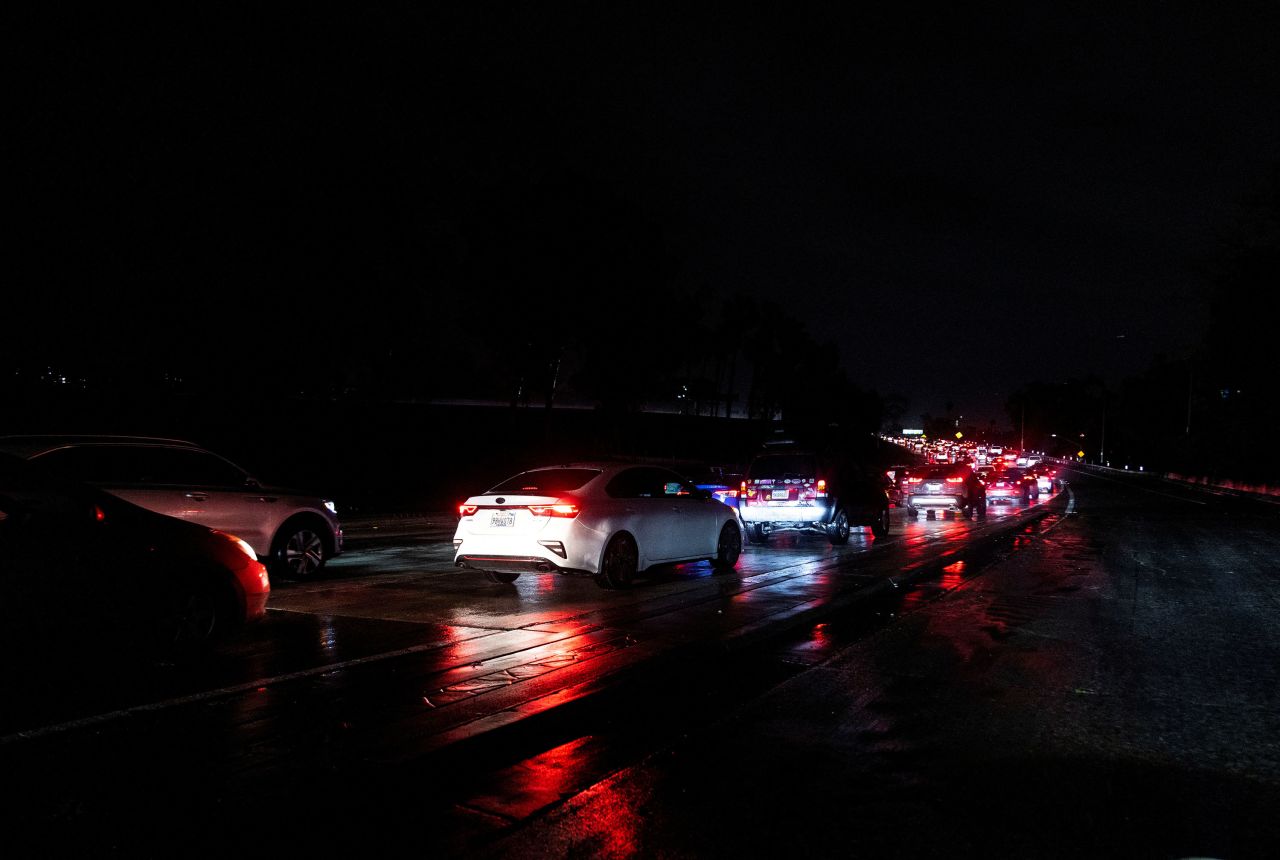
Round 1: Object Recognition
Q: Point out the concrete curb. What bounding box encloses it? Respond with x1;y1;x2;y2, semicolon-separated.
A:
1058;459;1280;502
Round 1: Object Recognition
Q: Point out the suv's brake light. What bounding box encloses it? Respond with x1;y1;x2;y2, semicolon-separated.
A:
459;503;478;517
946;476;964;483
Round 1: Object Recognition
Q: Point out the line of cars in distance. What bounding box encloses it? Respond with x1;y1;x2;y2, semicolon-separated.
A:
885;448;1063;520
453;439;896;589
2;426;1058;660
452;434;1062;590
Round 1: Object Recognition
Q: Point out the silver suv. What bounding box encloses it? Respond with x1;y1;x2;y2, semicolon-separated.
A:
739;447;890;545
0;436;343;579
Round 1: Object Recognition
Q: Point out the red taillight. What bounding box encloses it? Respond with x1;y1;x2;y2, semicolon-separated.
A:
906;477;923;484
946;476;964;483
94;505;106;522
528;500;581;518
816;478;827;492
458;503;478;517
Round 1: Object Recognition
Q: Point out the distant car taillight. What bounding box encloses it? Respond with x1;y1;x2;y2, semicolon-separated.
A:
528;500;581;518
946;476;964;483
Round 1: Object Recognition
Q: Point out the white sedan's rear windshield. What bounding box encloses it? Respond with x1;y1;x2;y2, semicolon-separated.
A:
487;469;600;494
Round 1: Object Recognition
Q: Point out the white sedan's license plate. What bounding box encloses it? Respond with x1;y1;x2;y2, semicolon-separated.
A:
490;510;516;527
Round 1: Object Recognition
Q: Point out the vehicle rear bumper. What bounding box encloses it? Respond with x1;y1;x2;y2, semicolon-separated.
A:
739;502;833;526
455;554;591;576
907;494;965;509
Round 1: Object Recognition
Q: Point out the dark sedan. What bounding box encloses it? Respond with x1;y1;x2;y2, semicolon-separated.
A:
0;453;270;663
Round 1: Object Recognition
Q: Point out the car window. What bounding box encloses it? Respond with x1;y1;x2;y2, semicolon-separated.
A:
747;454;816;480
35;446;152;483
604;467;684;499
487;468;601;495
653;468;694;497
37;446;250;487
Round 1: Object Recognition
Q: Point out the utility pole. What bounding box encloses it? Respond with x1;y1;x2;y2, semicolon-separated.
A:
1185;360;1193;436
1100;399;1106;464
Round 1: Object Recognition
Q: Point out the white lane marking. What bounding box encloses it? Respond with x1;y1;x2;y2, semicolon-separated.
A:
0;628;578;747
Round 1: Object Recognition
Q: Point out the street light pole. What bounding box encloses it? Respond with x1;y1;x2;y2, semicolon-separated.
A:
1100;399;1106;464
1186;360;1193;437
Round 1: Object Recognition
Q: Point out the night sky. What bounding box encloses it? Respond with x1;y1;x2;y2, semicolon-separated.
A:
11;6;1280;427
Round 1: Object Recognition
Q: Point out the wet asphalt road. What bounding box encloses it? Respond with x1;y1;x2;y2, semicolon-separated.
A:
5;468;1279;857
486;467;1280;859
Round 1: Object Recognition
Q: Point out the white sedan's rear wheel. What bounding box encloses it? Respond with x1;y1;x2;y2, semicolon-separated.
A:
712;522;742;570
595;532;638;589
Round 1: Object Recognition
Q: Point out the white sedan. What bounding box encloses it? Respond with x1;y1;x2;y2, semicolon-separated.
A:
453;462;743;588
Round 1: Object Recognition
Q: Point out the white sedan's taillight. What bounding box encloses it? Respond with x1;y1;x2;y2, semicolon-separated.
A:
528;500;581;518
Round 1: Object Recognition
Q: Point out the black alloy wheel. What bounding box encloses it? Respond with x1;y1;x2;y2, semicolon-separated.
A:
595;532;638;589
828;508;851;545
871;507;890;538
713;521;743;570
150;574;221;660
272;523;326;580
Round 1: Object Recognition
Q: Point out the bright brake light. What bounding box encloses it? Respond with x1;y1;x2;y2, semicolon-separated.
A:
906;477;923;483
816;479;826;492
528;501;581;518
459;504;478;517
946;476;964;483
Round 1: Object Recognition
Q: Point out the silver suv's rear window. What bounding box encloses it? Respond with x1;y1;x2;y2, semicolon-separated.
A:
747;455;817;480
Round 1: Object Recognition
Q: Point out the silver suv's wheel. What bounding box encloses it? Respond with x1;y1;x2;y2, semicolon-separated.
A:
828;508;851;545
272;523;326;579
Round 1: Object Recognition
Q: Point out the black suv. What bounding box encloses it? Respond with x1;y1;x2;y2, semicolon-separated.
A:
903;463;986;519
739;447;890;545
